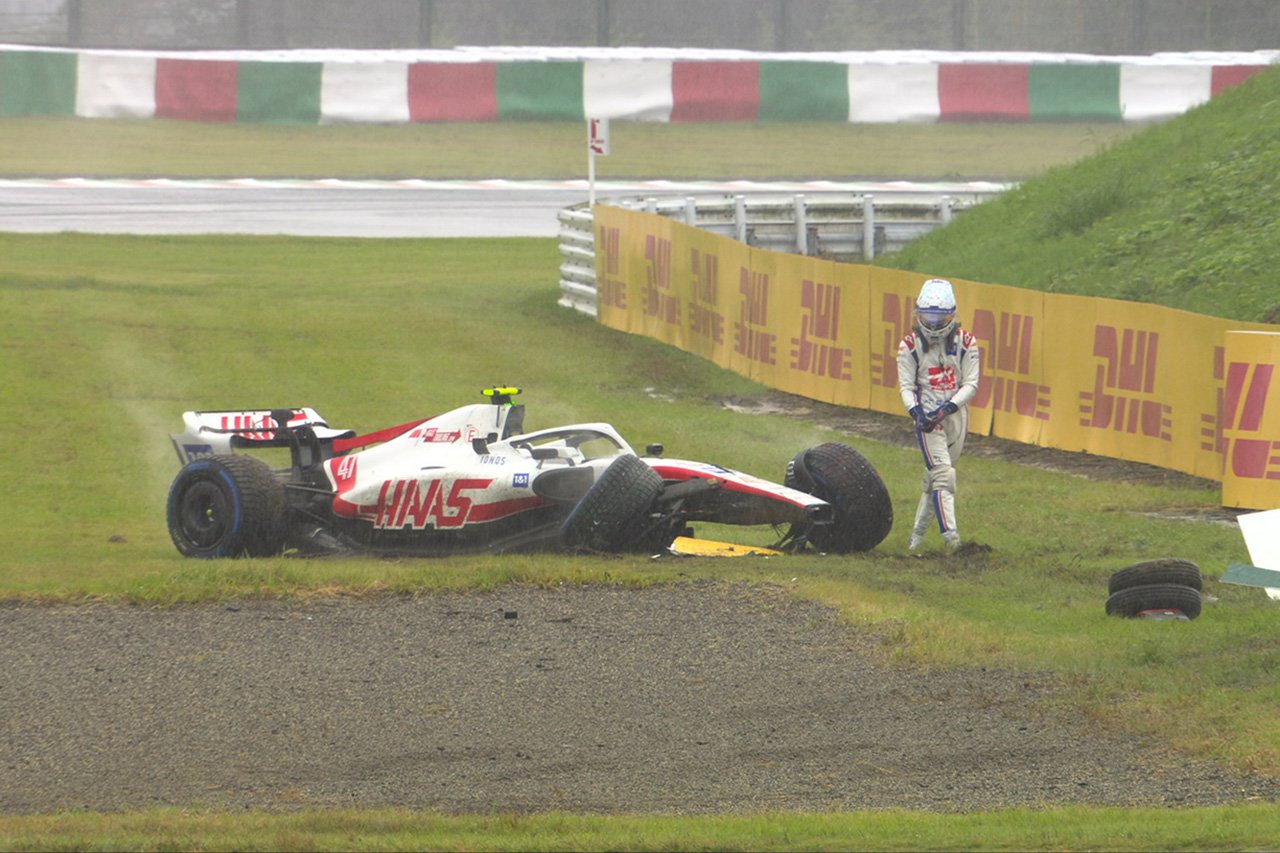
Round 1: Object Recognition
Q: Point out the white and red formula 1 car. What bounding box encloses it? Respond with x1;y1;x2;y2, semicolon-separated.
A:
166;388;893;558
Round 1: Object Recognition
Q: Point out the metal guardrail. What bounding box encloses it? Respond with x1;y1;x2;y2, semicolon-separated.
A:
557;188;1006;316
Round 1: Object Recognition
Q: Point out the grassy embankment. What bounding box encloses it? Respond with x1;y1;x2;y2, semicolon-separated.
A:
2;72;1278;850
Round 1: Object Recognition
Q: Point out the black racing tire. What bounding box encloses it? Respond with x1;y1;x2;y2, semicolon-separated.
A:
560;454;664;553
1105;583;1202;620
785;442;893;553
167;454;286;558
1108;558;1203;594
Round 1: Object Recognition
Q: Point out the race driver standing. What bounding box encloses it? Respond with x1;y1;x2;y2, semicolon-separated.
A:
897;278;981;552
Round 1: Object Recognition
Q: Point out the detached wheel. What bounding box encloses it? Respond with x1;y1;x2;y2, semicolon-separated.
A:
1105;583;1202;620
1108;558;1203;594
560;454;664;553
785;442;893;552
167;454;286;558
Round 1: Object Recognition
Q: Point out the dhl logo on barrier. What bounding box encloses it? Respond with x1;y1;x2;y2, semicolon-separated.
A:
688;248;725;345
1223;360;1279;480
972;309;1050;421
1221;332;1280;507
1218;358;1280;479
1200;346;1228;456
644;234;678;325
590;205;1280;509
1079;326;1171;441
871;292;912;389
736;268;776;365
595;223;627;311
1199;346;1280;479
791;279;852;380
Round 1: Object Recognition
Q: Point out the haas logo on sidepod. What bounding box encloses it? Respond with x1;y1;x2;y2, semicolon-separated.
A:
374;479;493;530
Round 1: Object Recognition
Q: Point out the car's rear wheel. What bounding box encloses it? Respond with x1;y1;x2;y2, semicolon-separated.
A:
167;454;286;558
560;454;664;553
785;442;893;552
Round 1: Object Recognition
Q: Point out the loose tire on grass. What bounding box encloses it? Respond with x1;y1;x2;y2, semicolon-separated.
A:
559;454;664;553
1108;558;1203;594
167;454;286;558
1105;583;1202;620
785;442;893;553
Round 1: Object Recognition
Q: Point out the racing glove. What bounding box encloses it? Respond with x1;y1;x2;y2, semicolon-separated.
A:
909;405;938;432
928;401;959;422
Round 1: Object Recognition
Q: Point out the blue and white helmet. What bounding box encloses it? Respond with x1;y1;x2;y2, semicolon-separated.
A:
914;278;957;341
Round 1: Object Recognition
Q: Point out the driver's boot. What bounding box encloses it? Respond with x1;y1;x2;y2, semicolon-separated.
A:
907;493;932;551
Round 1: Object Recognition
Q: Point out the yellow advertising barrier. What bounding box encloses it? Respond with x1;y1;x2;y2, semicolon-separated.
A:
592;205;1280;508
1043;294;1217;476
747;248;870;406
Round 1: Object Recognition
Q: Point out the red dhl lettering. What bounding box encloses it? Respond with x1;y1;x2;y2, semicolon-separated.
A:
645;235;672;289
644;284;680;324
595;224;626;309
970;309;1051;420
972;309;1033;375
373;478;493;530
1224;361;1274;432
1228;438;1280;480
739;268;769;325
643;234;678;324
800;280;840;339
598;276;628;309
597;225;621;275
1220;361;1279;480
691;249;718;303
688;300;725;343
792;280;850;380
871;292;914;388
1079;370;1172;439
986;376;1051;420
734;324;777;364
734;268;775;364
688;249;724;343
1200;346;1227;453
790;331;851;379
1094;327;1158;393
1078;325;1169;440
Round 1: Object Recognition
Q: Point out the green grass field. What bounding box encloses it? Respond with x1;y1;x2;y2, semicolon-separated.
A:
1;75;1278;850
2;232;1276;850
0;115;1141;181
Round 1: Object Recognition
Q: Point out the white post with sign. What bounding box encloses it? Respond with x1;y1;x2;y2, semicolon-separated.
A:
588;117;609;206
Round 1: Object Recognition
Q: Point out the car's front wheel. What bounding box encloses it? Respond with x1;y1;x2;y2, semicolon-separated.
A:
167;454;286;558
785;442;893;552
559;454;664;553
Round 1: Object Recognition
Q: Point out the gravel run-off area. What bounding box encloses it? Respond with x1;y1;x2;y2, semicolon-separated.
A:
2;581;1277;815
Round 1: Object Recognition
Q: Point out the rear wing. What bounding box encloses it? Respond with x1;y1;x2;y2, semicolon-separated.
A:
170;408;354;465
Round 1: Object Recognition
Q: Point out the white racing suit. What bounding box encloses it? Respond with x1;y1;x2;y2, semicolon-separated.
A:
897;326;981;548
